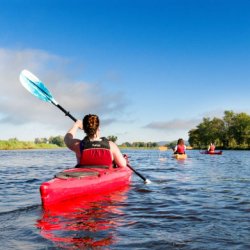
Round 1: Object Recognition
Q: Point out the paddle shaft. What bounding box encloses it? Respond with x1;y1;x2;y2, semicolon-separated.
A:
127;163;150;183
56;104;77;122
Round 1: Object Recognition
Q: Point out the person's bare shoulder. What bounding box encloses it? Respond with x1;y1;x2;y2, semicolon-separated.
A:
109;140;118;150
66;138;81;152
109;141;126;167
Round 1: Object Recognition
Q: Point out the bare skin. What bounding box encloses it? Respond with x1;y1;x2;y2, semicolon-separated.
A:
64;120;127;167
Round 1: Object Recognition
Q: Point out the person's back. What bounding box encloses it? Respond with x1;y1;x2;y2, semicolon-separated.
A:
79;136;113;168
64;114;127;168
208;143;215;152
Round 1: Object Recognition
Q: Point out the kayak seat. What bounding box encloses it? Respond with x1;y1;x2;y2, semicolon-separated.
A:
75;165;109;169
55;171;99;179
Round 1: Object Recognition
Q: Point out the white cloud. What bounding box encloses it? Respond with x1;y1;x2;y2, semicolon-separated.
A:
0;48;128;139
144;118;201;131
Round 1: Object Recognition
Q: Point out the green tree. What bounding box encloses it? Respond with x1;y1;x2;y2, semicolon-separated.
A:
196;118;213;147
107;135;118;143
146;142;158;147
34;137;48;144
121;142;132;147
231;112;250;146
188;129;201;148
49;136;65;147
209;117;224;147
132;142;145;147
188;110;250;149
222;110;236;147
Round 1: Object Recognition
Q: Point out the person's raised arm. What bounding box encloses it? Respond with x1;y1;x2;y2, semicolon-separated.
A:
64;120;82;152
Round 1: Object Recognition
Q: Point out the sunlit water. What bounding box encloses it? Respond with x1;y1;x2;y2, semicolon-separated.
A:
0;149;249;249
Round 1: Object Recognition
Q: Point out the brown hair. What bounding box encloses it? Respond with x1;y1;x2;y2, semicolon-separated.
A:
177;138;184;145
83;114;100;137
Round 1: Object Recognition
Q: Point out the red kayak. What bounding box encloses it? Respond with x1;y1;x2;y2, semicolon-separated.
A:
40;166;133;208
200;150;223;155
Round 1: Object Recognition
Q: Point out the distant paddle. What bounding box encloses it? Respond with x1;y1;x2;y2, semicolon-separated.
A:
19;69;151;184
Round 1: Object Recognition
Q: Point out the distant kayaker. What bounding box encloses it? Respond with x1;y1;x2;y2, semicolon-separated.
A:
208;143;215;152
173;138;186;154
64;114;127;168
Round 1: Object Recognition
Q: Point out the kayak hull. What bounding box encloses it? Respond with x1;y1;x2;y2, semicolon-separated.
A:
40;166;133;208
200;151;223;155
172;154;187;160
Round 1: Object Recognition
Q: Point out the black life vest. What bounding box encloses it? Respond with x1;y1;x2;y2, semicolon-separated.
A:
79;137;113;169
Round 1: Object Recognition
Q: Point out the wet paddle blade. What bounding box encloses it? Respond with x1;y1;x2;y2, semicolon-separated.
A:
19;69;58;105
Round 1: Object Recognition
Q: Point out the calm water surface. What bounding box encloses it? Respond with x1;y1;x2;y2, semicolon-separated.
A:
0;149;249;249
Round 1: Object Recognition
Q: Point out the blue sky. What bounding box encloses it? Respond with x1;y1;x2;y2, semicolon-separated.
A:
0;0;249;144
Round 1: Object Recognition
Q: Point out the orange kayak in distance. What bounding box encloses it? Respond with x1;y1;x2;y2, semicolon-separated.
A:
172;154;187;160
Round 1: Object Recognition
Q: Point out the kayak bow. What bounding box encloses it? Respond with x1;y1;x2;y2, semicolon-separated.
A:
172;154;187;160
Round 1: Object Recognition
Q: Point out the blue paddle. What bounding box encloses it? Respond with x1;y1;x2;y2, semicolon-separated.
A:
19;70;151;184
19;69;77;122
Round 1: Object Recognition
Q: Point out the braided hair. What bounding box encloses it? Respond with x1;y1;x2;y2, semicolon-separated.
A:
83;114;100;138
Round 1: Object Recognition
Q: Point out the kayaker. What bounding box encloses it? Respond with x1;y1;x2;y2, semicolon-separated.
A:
64;114;127;168
173;138;186;154
208;143;215;152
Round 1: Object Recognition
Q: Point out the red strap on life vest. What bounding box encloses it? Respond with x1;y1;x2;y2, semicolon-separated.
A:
80;148;113;168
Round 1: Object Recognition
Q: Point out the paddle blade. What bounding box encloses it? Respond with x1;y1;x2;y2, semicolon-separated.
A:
19;69;58;105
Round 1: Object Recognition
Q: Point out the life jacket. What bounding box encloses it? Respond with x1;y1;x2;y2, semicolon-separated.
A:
209;145;215;152
79;137;113;169
176;145;185;154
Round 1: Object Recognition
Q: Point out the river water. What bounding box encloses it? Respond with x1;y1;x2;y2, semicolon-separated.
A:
0;149;249;249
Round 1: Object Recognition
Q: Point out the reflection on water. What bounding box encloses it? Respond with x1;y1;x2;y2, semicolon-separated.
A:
37;187;130;249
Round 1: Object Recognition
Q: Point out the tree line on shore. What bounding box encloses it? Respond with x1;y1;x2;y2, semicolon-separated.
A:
188;110;250;149
0;138;60;150
34;136;164;148
0;136;170;150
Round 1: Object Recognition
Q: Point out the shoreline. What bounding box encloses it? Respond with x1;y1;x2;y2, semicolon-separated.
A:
1;146;249;151
1;140;249;151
